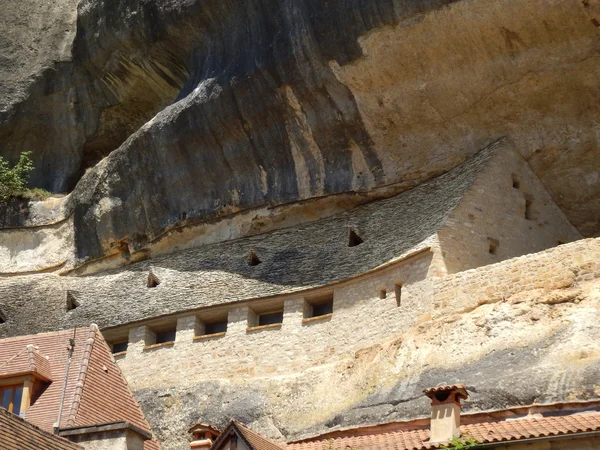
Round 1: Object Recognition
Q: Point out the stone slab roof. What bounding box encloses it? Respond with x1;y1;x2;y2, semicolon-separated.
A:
0;141;498;335
287;410;600;450
0;326;153;440
0;407;82;450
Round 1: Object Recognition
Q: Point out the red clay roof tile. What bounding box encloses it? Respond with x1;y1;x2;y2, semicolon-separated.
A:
0;326;155;446
287;410;600;450
0;407;82;450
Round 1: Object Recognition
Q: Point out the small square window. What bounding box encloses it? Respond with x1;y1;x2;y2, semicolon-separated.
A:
111;342;128;354
204;321;227;335
155;330;176;344
304;292;334;320
258;311;283;326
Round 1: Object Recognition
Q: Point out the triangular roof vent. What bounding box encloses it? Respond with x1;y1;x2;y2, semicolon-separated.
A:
248;250;262;267
147;272;160;288
348;228;364;247
66;291;80;311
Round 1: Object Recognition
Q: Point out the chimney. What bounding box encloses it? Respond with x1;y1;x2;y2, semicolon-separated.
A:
423;384;468;443
188;423;221;450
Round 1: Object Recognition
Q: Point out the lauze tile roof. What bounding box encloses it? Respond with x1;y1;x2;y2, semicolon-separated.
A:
0;325;157;449
286;410;600;450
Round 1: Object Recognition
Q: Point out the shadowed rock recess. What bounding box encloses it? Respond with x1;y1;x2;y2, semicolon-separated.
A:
1;0;600;449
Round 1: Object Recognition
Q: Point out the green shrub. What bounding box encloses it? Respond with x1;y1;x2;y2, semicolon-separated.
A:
0;151;36;202
441;436;480;449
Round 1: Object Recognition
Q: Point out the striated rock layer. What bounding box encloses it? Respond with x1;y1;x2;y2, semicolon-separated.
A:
0;0;599;276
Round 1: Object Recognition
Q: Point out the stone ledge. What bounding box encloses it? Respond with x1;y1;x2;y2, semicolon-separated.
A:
143;341;175;351
246;324;282;333
193;332;227;341
302;313;333;325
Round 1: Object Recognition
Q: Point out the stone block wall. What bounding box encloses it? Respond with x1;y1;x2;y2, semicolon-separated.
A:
433;238;600;316
109;252;435;390
437;147;582;273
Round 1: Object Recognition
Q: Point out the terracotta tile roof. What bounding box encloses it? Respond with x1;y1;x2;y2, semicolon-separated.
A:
235;421;285;450
0;326;155;446
287;410;600;450
211;420;285;450
0;407;82;450
0;344;52;381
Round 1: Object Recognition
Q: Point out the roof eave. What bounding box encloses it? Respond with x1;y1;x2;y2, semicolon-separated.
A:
57;421;152;440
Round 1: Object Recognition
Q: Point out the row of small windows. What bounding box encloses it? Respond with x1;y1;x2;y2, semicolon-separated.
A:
110;284;404;355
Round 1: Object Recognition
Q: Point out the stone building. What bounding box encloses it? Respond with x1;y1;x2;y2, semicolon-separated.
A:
0;325;157;449
1;140;597;449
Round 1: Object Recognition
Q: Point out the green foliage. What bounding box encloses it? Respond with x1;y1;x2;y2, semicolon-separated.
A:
20;188;53;201
0;151;36;202
440;436;480;449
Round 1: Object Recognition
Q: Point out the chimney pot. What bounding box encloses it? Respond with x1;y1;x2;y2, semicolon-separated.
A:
423;384;468;444
188;423;221;450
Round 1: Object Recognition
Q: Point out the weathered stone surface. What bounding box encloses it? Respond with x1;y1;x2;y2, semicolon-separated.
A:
123;239;600;449
0;0;599;274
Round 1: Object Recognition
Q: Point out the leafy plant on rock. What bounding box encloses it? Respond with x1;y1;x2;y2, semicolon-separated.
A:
0;151;49;202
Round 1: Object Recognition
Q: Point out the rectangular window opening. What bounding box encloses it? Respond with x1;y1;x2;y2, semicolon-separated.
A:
525;199;533;220
512;174;521;189
204;320;228;335
395;284;402;307
304;292;334;320
258;311;284;326
488;237;499;256
155;329;176;345
111;341;128;354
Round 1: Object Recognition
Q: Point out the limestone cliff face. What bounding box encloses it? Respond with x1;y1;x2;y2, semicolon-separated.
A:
0;0;599;273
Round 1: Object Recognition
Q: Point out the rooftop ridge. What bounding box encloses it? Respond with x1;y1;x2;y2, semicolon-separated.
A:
65;326;97;427
96;327;155;434
289;399;600;444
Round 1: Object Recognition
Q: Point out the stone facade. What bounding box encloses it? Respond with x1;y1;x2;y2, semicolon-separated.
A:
0;141;579;339
0;144;594;449
102;238;600;449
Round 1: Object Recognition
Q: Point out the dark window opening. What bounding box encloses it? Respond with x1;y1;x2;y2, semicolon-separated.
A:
248;250;262;266
111;342;128;354
311;301;333;318
155;330;176;344
395;284;402;307
0;310;5;324
380;289;387;299
204;321;228;335
305;293;334;320
512;174;521;189
66;291;80;311
525;199;533;220
258;311;283;326
147;272;160;288
348;229;364;247
488;237;499;255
